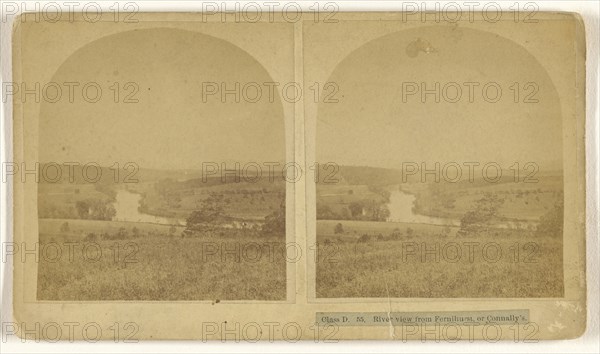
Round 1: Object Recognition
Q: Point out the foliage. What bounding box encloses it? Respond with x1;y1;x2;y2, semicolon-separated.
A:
316;199;391;222
117;227;128;239
75;198;116;220
390;228;403;239
358;234;371;243
186;198;227;229
348;202;363;218
459;193;504;235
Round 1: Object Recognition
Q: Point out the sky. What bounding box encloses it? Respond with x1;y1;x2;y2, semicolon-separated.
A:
316;26;563;171
37;26;563;172
38;28;286;170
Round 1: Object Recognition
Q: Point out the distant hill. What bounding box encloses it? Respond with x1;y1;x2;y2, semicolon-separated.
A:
318;164;563;187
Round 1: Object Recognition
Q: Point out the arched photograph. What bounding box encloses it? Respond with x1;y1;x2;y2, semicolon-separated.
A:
35;27;289;301
315;26;565;298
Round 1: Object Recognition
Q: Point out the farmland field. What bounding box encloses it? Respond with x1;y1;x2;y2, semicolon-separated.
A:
316;220;563;298
37;219;287;301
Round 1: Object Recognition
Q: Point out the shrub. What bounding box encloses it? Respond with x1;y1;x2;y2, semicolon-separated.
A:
117;227;128;240
334;223;344;234
358;234;371;243
390;228;403;239
349;202;363;218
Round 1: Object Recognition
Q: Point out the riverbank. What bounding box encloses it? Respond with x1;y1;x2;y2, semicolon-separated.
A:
386;186;459;226
113;189;185;226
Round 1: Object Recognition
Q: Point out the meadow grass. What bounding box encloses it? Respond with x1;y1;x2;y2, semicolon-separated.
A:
37;219;286;301
316;221;563;298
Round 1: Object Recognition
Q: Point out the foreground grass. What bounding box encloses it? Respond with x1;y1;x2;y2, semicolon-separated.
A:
37;219;286;301
316;221;563;298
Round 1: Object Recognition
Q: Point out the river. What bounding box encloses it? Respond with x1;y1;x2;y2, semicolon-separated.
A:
112;189;185;226
386;187;459;226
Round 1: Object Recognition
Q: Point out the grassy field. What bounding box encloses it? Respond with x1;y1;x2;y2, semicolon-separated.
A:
37;219;286;301
316;220;563;298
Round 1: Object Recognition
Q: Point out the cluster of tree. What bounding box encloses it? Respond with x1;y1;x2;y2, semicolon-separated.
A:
356;230;412;243
317;200;390;221
85;227;131;241
75;198;116;220
185;199;230;230
185;199;285;237
40;196;117;220
458;193;504;235
184;188;285;236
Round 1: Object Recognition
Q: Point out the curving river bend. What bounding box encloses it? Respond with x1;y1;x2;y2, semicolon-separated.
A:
112;189;185;226
386;187;459;226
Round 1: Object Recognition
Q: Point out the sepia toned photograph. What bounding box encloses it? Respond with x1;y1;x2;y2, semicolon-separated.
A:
313;25;566;298
7;7;591;343
31;26;291;301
